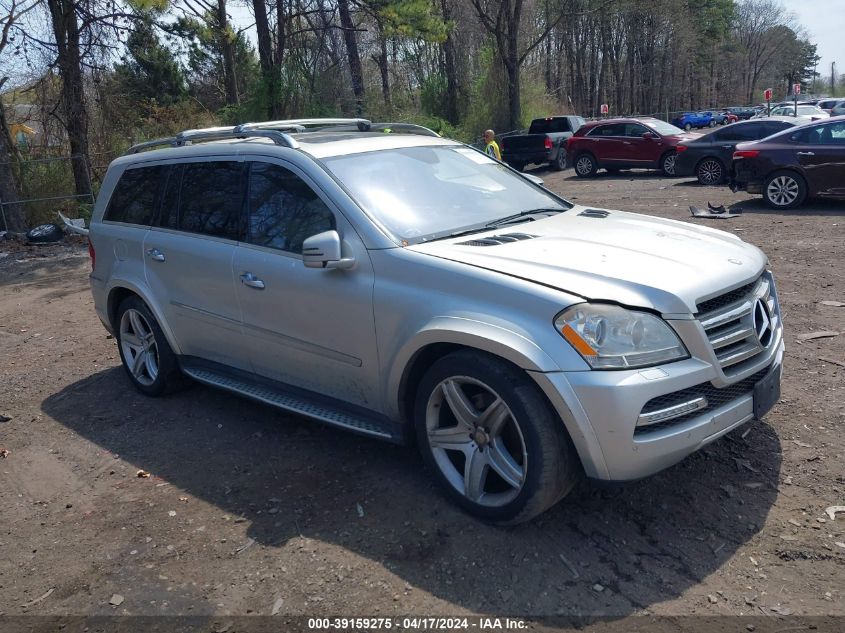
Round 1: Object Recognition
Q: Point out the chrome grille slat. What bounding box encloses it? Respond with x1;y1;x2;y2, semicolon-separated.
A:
696;272;780;375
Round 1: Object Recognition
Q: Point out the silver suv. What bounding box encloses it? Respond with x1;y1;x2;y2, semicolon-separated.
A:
89;118;784;524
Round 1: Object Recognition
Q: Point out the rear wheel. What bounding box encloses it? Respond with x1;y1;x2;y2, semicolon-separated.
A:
763;170;807;209
660;151;678;176
551;149;566;171
573;153;598;178
415;351;580;524
696;158;724;185
116;296;184;396
708;120;716;128
684;123;692;132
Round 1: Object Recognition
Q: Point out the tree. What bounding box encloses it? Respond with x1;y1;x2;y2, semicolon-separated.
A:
113;16;186;105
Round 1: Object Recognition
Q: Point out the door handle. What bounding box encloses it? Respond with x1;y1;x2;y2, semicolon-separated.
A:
145;248;165;262
722;145;733;149
240;272;265;289
622;141;631;145
796;151;815;156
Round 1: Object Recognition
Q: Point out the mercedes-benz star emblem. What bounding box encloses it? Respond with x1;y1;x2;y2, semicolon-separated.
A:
752;299;773;347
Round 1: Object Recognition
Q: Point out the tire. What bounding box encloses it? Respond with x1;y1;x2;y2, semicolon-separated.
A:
115;295;184;396
26;223;63;244
763;170;807;209
660;150;678;176
573;152;598;178
414;350;580;525
696;157;725;185
708;120;716;128
551;149;566;171
684;123;692;132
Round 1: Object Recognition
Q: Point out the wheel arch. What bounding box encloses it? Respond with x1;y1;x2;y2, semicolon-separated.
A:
106;281;183;355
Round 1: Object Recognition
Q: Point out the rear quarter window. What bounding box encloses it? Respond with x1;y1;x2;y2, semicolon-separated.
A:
103;165;168;225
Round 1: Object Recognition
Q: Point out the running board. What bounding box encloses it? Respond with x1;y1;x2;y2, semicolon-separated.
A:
180;359;401;442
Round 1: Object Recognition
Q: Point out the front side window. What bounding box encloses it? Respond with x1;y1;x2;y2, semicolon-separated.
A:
104;165;168;225
246;162;335;253
624;123;649;137
177;162;244;239
322;145;569;243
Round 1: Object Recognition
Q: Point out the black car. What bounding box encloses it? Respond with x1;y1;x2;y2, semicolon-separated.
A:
674;118;798;185
731;116;845;209
725;106;758;120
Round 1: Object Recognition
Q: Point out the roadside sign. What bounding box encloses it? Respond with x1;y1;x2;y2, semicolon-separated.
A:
793;83;801;95
600;103;609;115
764;88;773;101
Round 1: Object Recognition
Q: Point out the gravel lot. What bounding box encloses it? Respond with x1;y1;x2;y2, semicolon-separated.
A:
1;169;843;628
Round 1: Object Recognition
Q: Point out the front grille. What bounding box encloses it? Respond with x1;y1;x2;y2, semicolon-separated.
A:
696;272;780;375
635;367;770;436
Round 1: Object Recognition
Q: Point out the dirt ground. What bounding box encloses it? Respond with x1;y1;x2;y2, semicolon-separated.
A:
1;169;843;629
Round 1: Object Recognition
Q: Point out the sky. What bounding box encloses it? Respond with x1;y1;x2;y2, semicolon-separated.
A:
783;0;843;89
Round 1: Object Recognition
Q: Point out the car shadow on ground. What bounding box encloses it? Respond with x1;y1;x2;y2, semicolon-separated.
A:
43;368;782;616
727;198;845;216
556;170;670;182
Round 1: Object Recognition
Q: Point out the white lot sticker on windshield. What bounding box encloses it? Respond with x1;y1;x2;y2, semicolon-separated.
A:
453;147;496;164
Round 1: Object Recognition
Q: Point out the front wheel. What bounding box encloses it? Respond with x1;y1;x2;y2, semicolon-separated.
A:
573;153;598;177
415;351;580;524
684;123;692;132
708;120;716;128
763;171;807;209
660;151;677;176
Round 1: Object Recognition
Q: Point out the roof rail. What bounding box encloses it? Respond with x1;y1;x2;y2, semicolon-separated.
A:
125;127;300;154
367;123;440;137
239;118;372;131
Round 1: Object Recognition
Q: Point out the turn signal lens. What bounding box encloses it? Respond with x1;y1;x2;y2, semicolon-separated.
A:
676;145;688;152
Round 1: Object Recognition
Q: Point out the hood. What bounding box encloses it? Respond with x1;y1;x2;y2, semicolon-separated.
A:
408;205;767;315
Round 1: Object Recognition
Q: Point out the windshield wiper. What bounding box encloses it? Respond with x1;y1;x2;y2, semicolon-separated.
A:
485;208;563;228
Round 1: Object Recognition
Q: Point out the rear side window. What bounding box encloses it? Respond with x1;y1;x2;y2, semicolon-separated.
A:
172;162;244;240
715;123;765;141
246;162;335;254
587;123;625;137
103;165;167;225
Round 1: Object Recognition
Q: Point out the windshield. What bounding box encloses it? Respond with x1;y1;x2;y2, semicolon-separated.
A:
322;145;571;243
647;120;685;136
773;106;824;116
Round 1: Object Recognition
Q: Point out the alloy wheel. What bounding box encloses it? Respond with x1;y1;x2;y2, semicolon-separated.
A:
119;308;159;387
698;159;722;185
576;156;593;175
663;153;677;175
425;376;527;507
766;175;800;206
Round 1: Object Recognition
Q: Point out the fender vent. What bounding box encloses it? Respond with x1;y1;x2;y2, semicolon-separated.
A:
578;209;610;218
459;232;538;246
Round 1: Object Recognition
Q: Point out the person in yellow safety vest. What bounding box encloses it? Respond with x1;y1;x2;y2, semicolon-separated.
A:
483;129;501;161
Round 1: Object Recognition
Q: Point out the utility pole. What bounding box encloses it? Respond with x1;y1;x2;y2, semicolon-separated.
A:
832;62;836;97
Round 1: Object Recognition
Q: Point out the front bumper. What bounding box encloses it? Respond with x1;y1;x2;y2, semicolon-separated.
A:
533;343;783;481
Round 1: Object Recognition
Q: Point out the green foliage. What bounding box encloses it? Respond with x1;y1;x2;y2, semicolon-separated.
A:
374;0;451;43
113;18;186;106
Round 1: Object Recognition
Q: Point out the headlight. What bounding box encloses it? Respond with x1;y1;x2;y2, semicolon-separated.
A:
554;304;688;369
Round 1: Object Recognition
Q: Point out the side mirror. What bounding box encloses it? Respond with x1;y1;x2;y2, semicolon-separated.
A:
302;230;355;270
523;173;545;187
642;132;655;140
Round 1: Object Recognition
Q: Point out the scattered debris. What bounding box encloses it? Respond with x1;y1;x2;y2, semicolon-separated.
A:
819;357;845;368
212;623;233;633
136;469;151;478
779;534;799;542
234;538;255;555
271;597;284;615
825;506;845;521
820;300;845;307
0;414;10;423
179;496;188;503
558;553;579;579
749;556;758;566
707;594;719;604
592;583;605;593
768;605;793;616
788;519;802;527
356;502;365;518
796;331;839;343
109;593;125;606
792;440;812;448
0;448;8;458
834;542;845;549
168;510;177;517
690;204;741;219
21;587;55;608
57;210;89;236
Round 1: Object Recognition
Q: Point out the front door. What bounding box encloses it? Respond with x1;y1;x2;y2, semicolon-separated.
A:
233;159;381;409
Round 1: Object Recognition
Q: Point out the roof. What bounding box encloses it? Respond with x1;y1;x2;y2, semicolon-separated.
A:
578;117;663;128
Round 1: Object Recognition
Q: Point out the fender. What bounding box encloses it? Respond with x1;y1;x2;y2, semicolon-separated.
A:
385;315;560;421
105;277;183;355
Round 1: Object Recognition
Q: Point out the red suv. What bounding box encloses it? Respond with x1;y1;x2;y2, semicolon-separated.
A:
566;118;697;177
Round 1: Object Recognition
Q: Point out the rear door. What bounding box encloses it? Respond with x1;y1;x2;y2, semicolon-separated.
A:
799;120;845;197
585;123;627;162
143;159;249;369
232;158;380;408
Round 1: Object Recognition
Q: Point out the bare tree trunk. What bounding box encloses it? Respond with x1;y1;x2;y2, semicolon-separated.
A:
337;0;364;115
252;0;280;118
46;0;91;199
0;98;26;233
375;21;390;107
440;0;459;123
217;0;239;106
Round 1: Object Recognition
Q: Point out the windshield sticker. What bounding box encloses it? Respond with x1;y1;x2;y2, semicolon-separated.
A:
453;147;497;164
